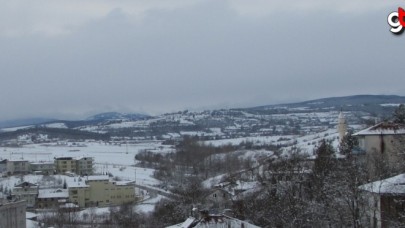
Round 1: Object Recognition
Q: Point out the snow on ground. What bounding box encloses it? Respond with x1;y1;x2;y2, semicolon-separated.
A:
281;129;339;156
42;123;68;128
0;141;167;192
380;103;401;107
26;219;39;228
135;194;167;214
0;125;33;132
0;141;173;166
205;150;273;167
203;135;296;147
202;174;228;188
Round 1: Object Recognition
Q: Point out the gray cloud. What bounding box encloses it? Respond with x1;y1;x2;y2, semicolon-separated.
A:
0;1;404;120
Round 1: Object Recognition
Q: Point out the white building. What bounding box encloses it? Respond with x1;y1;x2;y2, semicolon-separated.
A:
353;122;405;177
359;173;405;227
12;182;39;208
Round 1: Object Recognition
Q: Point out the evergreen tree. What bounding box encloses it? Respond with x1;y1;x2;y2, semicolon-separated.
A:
339;131;359;155
313;140;335;177
393;104;405;123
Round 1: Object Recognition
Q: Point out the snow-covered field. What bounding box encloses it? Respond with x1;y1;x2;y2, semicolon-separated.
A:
0;141;174;166
1;140;167;227
203;135;296;147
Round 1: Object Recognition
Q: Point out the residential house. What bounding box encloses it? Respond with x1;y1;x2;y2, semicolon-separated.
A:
0;200;26;228
68;175;136;208
36;189;69;209
204;188;233;210
0;159;7;176
166;211;261;228
30;161;55;175
12;182;39;208
359;173;405;228
7;160;30;175
353;122;405;178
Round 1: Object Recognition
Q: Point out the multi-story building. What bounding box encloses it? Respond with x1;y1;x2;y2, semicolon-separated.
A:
76;157;94;175
353;122;405;178
55;157;77;174
68;176;136;208
12;182;39;208
0;159;7;176
30;161;55;175
0;200;26;228
6;160;30;175
36;189;69;209
54;156;93;175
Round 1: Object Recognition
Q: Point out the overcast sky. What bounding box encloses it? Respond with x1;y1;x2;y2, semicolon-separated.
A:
0;0;404;121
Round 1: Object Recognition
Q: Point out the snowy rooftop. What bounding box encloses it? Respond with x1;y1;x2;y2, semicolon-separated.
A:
115;181;134;186
8;159;29;162
85;175;110;182
60;203;79;208
359;173;405;194
166;215;261;228
30;161;54;165
38;189;69;198
353;122;405;136
166;217;195;228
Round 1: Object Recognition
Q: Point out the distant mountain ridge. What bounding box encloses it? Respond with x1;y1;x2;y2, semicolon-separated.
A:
0;112;149;129
241;95;405;117
250;95;405;110
0;118;57;129
87;112;149;121
1;94;404;130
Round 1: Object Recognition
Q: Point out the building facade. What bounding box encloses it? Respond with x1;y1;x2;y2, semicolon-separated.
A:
76;157;94;175
6;160;30;175
359;173;405;228
68;176;136;208
353;122;405;178
0;200;26;228
30;161;55;175
12;182;39;208
54;156;93;175
55;157;77;174
36;189;69;209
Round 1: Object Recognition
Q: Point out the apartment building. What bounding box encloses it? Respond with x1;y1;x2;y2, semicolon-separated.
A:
68;176;136;208
54;156;93;175
76;157;94;175
12;182;39;208
55;157;77;174
30;161;55;175
7;160;30;175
